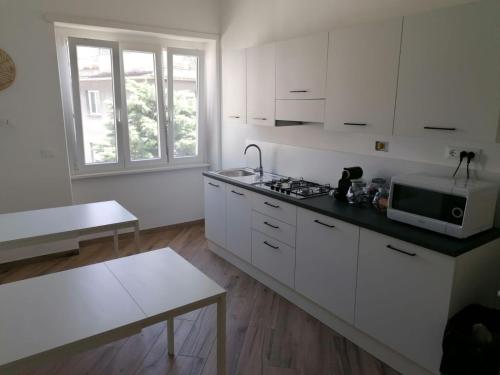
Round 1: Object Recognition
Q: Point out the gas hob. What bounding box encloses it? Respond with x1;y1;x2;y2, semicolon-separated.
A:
254;177;332;200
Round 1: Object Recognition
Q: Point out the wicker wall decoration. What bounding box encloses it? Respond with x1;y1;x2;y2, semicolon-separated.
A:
0;49;16;91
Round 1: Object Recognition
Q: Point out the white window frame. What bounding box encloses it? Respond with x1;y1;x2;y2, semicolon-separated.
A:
166;48;205;165
66;37;205;175
86;90;101;116
68;37;124;173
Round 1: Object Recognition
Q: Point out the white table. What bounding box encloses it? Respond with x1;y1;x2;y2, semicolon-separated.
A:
0;200;140;254
0;248;227;375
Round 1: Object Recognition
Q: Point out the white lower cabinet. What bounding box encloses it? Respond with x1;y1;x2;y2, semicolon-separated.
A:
251;230;295;288
295;208;359;324
355;228;455;373
204;177;226;247
225;185;252;263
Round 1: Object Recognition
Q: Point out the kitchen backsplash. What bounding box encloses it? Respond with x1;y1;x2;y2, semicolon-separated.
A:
231;140;500;227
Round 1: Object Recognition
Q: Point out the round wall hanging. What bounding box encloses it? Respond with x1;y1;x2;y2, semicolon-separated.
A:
0;49;16;91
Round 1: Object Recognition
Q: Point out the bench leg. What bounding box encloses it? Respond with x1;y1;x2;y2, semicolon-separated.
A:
113;230;119;254
217;294;226;375
167;317;175;356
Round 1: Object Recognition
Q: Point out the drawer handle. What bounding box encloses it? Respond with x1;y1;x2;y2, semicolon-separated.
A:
386;244;416;257
424;126;456;131
252;117;267;121
264;201;280;208
289;90;309;93
314;219;335;228
231;190;244;196
228;115;241;119
344;122;367;126
263;241;279;250
208;182;220;188
264;221;279;229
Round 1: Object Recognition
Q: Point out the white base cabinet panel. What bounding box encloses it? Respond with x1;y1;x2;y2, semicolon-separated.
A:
295;208;359;324
203;177;226;248
225;185;252;263
251;230;295;288
355;228;455;373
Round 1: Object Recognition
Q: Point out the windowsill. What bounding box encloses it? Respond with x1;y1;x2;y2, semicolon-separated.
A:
71;162;210;180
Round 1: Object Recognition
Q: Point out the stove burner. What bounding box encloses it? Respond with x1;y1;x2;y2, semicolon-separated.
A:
263;178;331;199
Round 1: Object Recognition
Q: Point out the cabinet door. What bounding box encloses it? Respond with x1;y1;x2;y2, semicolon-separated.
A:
204;177;226;247
355;229;455;373
394;1;500;142
222;49;246;125
325;18;402;135
276;32;328;100
226;185;252;263
246;43;276;126
295;208;359;324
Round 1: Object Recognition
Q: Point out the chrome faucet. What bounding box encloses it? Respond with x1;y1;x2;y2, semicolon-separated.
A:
244;144;263;177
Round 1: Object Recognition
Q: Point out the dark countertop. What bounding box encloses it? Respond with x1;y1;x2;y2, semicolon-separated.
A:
203;171;500;257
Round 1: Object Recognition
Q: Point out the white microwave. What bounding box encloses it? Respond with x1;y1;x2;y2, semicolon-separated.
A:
387;174;498;238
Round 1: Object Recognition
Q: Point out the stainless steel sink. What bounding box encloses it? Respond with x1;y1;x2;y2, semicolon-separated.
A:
216;169;255;177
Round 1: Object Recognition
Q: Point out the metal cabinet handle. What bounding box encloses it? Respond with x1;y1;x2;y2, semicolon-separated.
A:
424;126;457;131
264;201;280;208
231;190;244;196
386;244;416;257
264;221;279;229
344;122;367;126
229;115;240;119
289;90;309;93
314;219;335;228
252;117;267;121
263;241;279;250
208;182;220;188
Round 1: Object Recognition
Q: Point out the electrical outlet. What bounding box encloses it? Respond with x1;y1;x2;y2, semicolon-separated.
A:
446;146;482;161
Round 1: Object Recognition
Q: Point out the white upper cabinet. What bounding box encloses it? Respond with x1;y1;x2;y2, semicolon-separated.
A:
276;32;328;100
222;49;246;125
325;18;402;135
394;1;500;142
246;43;276;126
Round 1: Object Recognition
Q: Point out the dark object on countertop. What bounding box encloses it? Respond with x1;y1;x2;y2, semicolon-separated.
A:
333;166;363;202
440;304;500;375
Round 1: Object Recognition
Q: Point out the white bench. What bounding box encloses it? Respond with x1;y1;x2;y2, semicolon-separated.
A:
0;248;227;374
0;200;140;255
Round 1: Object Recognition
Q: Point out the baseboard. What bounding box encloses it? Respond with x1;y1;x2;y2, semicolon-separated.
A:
207;240;434;375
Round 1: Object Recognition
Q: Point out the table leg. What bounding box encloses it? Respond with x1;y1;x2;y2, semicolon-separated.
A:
113;230;119;255
217;294;226;375
167;317;175;356
134;223;141;252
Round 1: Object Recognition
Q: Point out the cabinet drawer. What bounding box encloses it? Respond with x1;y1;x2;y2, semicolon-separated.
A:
355;228;455;373
252;194;297;226
252;211;296;247
252;230;295;288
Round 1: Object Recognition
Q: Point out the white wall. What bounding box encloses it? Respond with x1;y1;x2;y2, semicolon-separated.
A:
219;0;500;182
0;0;219;261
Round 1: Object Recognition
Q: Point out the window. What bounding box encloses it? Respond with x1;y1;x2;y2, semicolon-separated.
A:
87;90;101;116
67;37;203;172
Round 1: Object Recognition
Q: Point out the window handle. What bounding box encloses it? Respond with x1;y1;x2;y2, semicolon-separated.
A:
264;221;279;229
264;201;280;208
263;241;279;250
386;244;416;257
314;219;335;228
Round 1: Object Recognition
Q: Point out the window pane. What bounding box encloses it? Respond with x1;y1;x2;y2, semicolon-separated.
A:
76;46;117;164
172;54;198;158
123;50;160;161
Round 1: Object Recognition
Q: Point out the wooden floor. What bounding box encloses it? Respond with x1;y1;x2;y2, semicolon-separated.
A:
0;221;400;375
